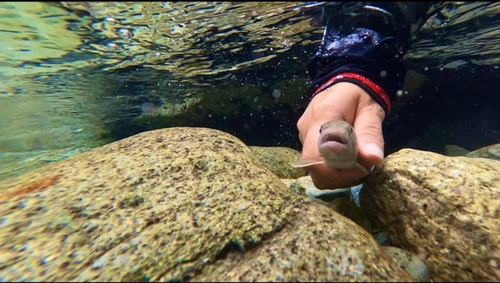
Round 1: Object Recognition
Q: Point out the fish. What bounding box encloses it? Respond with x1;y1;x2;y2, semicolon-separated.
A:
291;119;369;176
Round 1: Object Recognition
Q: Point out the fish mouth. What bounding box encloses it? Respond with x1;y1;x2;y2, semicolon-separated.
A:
320;132;346;146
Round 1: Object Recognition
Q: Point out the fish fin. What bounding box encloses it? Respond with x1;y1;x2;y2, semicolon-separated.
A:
290;158;325;168
354;163;370;176
310;12;324;27
354;163;383;184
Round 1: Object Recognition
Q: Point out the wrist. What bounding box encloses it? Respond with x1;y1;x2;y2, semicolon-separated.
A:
311;81;386;123
311;72;391;116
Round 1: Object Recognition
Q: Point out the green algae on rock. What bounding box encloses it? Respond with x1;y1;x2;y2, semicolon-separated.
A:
443;144;470;156
466;142;500;161
131;82;272;131
360;148;500;282
249;146;307;179
0;127;414;281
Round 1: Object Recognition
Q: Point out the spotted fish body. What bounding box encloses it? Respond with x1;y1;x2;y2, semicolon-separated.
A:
291;119;367;175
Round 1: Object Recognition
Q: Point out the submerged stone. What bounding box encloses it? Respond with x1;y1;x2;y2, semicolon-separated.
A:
466;142;500;161
0;127;413;281
361;148;500;281
249;146;307;179
382;246;430;282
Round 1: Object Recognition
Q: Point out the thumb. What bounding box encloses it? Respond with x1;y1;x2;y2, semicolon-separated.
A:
353;104;386;168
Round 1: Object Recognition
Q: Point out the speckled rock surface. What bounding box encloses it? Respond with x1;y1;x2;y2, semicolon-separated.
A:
284;176;371;234
249;146;307;179
288;175;352;201
382;246;430;282
466;142;500;161
360;148;500;282
194;203;407;282
0;127;413;281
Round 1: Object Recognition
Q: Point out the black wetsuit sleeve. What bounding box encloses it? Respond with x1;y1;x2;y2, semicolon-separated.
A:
307;2;442;114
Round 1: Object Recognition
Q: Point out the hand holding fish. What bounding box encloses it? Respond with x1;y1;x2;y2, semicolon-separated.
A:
296;82;386;189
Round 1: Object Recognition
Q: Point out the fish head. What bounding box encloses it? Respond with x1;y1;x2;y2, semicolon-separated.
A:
317;119;358;169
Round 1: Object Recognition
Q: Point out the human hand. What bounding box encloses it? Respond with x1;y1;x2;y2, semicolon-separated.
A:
297;82;386;189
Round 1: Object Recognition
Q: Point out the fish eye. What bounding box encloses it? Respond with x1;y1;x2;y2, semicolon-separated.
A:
319;128;322;134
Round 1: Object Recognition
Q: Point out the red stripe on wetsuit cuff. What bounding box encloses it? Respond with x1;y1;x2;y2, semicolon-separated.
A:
311;72;392;112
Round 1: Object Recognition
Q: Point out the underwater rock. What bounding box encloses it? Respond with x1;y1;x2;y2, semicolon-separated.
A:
382;246;430;282
288;175;351;201
280;178;296;188
249;146;307;179
130;81;305;149
0;127;413;281
285;176;371;233
0;146;103;183
269;77;309;105
400;69;427;99
466;142;500;161
373;231;392;246
443;144;470;156
327;197;372;234
360;148;500;281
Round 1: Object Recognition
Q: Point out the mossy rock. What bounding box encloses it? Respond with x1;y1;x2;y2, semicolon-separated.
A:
0;127;413;281
466;143;500;161
249;146;306;179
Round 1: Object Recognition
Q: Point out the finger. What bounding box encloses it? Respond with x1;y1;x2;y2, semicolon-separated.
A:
297;105;312;144
300;120;323;160
353;102;386;168
308;164;366;189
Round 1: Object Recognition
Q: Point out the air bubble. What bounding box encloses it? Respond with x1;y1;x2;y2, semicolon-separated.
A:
396;90;403;97
380;70;387;77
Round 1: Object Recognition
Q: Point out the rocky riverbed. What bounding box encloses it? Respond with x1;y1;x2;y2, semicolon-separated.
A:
1;127;499;281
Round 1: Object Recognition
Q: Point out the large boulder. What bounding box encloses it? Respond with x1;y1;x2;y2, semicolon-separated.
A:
360;148;500;281
0;127;413;282
443;144;470;156
466;142;500;161
249;146;307;179
285;176;371;234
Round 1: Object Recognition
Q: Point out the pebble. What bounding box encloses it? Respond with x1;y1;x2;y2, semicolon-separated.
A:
382;246;429;282
489;259;498;268
373;231;391;246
